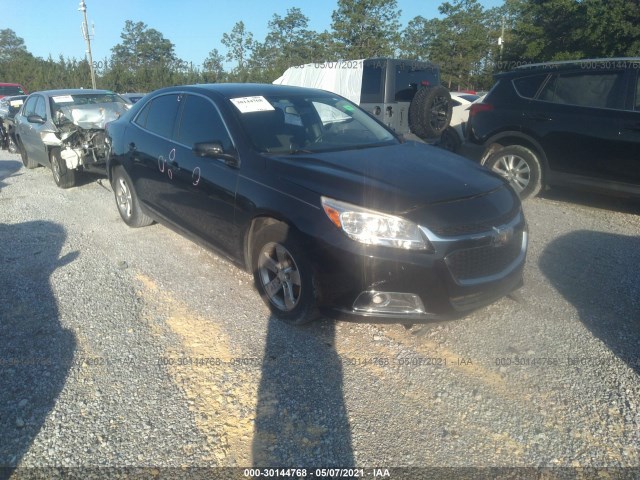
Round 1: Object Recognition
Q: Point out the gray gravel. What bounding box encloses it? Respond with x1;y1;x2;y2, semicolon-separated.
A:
1;152;639;474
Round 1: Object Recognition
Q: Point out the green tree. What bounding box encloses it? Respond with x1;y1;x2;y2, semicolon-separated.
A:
501;0;640;63
248;8;329;82
330;0;401;58
0;29;29;62
222;21;254;80
400;0;495;90
202;48;226;83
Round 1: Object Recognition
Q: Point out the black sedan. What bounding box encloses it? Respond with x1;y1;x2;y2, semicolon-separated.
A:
105;84;527;325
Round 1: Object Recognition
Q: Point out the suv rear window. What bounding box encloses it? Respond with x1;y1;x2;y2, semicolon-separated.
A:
538;72;624;109
513;74;548;99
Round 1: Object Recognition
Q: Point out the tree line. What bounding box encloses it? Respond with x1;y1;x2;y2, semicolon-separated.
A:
1;0;639;94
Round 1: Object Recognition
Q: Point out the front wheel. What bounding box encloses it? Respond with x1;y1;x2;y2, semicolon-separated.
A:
19;139;39;169
111;165;153;228
252;223;319;325
484;145;542;199
50;148;76;188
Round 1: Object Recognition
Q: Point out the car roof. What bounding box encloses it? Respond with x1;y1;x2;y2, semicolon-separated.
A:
30;89;116;97
496;57;640;78
157;83;338;99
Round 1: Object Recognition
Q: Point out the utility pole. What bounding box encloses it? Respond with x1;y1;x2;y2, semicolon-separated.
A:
498;16;505;62
79;0;97;89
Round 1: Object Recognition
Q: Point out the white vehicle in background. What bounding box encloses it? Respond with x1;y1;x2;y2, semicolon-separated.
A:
438;92;482;153
274;58;453;141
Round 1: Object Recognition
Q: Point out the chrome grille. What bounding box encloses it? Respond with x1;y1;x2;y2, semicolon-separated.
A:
445;229;524;282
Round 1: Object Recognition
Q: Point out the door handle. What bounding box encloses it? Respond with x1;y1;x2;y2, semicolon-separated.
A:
128;142;137;152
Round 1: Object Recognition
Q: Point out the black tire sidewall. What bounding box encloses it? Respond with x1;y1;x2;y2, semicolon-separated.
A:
50;148;76;188
409;85;453;139
485;145;542;200
252;223;318;325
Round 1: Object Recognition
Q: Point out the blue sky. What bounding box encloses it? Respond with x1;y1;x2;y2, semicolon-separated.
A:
2;0;503;69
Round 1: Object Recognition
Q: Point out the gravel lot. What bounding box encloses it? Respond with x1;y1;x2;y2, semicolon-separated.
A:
1;151;639;476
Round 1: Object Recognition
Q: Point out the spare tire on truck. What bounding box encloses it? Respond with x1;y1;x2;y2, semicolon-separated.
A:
408;85;452;140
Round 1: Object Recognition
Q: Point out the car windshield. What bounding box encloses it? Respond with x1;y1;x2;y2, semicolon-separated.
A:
0;85;25;96
230;94;398;154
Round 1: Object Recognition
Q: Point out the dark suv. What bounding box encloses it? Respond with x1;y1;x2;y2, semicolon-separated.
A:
463;58;640;199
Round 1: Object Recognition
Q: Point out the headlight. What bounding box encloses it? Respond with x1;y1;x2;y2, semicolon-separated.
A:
321;196;431;251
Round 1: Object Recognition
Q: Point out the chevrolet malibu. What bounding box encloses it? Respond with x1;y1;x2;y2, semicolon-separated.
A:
105;84;527;325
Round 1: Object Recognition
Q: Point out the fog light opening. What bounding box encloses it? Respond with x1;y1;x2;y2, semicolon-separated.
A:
353;291;426;315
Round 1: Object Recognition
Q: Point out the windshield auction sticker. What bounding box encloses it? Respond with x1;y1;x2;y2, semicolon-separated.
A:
230;96;275;113
51;95;75;103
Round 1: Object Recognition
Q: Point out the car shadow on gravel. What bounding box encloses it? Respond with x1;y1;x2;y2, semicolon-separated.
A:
540;188;640;214
0;160;22;192
252;317;354;467
0;221;78;477
539;230;640;375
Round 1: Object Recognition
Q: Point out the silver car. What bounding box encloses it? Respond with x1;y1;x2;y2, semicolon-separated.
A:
15;89;129;188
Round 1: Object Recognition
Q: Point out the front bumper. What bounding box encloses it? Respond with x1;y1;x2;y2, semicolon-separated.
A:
311;211;527;322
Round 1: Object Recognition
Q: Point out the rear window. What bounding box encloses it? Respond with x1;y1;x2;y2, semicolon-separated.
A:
0;85;26;96
512;75;548;99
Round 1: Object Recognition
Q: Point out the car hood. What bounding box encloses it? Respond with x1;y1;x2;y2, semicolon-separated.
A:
58;102;129;130
269;141;509;214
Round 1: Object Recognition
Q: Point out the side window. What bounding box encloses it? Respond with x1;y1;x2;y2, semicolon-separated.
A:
22;96;38;116
538;72;624;109
635;74;640;111
177;95;232;151
513;74;548;99
361;63;385;103
134;100;152;128
140;94;180;138
34;96;46;119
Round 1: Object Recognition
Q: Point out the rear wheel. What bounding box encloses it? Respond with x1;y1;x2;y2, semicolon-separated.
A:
252;223;319;325
111;165;153;227
8;135;18;154
484;145;542;199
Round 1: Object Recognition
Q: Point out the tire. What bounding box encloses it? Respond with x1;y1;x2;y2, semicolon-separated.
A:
408;85;452;140
111;165;153;228
252;223;319;325
8;135;18;154
484;145;542;200
19;139;39;169
439;127;461;152
50;148;77;188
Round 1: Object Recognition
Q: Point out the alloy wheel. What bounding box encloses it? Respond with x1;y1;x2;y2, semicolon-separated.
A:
257;242;302;312
491;154;531;193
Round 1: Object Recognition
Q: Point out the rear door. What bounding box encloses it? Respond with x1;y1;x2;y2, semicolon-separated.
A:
616;69;640;187
125;93;181;220
532;69;628;182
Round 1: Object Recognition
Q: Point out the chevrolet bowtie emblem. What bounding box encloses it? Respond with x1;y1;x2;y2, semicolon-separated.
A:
491;225;514;247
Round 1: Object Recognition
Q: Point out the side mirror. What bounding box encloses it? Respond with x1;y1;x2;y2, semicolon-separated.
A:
193;142;238;166
27;114;45;124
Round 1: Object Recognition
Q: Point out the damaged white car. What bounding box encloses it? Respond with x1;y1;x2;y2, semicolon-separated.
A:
15;89;129;188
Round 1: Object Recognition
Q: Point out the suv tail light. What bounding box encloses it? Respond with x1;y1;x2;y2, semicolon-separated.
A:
469;103;493;118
